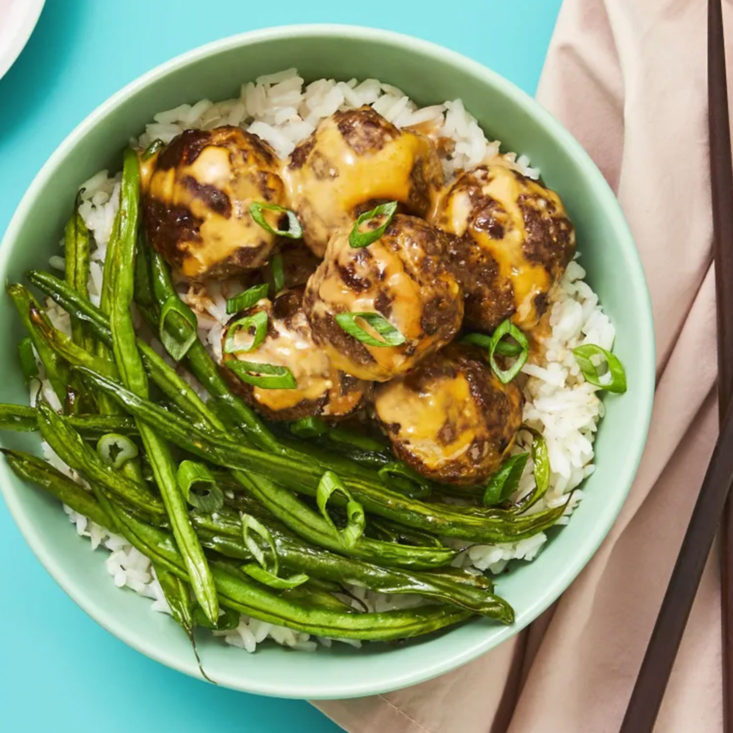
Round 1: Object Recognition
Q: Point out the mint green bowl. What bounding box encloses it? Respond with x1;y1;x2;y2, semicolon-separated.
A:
0;25;654;699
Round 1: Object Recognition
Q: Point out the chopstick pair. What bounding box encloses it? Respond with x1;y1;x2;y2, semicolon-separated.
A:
621;1;733;729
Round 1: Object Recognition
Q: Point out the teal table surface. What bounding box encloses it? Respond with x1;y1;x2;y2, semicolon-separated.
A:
0;1;561;730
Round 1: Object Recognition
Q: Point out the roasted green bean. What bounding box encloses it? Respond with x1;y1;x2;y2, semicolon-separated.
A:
77;366;568;544
7;284;69;402
35;402;164;518
3;448;471;639
106;149;218;624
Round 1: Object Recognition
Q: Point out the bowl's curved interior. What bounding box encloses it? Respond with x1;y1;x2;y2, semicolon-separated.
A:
0;25;654;699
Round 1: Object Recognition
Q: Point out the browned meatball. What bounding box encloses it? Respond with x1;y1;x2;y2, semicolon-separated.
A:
303;214;463;382
373;345;524;486
263;240;321;291
141;126;286;279
434;164;575;332
285;107;443;256
221;288;367;421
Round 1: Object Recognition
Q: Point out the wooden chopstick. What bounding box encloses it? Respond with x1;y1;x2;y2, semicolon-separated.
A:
621;1;733;728
620;406;733;731
709;0;733;727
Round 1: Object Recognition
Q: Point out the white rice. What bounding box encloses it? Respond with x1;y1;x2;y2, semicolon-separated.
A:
39;69;612;652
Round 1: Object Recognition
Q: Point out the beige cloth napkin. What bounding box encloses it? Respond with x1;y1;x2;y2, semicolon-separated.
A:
316;0;731;730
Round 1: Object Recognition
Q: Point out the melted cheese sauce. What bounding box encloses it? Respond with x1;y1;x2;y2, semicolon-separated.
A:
375;373;483;469
146;136;284;278
226;298;363;414
284;118;438;256
228;301;332;411
439;164;553;329
309;224;461;381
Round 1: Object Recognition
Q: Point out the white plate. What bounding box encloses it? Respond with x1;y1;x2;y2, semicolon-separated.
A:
0;0;44;81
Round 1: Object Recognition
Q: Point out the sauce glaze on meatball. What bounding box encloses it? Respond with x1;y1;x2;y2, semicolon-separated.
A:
141;126;286;279
434;164;575;332
303;214;463;382
285;107;443;257
373;345;523;486
221;288;367;421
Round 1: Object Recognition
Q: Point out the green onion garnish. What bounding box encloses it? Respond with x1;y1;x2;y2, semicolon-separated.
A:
349;201;398;248
241;513;279;573
159;295;198;361
176;460;223;512
240;512;309;588
223;311;268;354
241;564;309;590
462;331;523;357
316;470;365;548
335;311;406;347
249;202;303;239
271;253;285;293
17;337;38;383
96;433;139;470
225;283;269;315
141;139;164;160
488;320;529;384
378;462;432;499
290;416;329;438
226;360;297;389
482;452;529;507
573;344;627;393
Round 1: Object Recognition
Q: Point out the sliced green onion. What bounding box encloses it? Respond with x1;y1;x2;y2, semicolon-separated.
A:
290;416;328;438
488;320;529;384
223;311;268;354
462;331;523;357
142;139;164;160
271;253;285;293
378;462;432;499
335;311;405;347
240;514;309;588
176;460;223;512
241;513;278;573
225;283;269;315
573;344;627;393
349;201;398;248
460;333;492;349
249;202;302;239
17;337;38;383
159;295;198;361
241;564;309;590
226;360;296;389
316;470;366;548
482;453;529;506
96;433;139;470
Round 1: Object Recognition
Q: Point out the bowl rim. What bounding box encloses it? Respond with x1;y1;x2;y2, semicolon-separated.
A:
0;23;656;699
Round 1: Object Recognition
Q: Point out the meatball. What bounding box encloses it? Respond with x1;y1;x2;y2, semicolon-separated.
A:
303;214;463;382
285;106;443;256
373;345;523;486
434;164;575;332
221;287;367;421
263;241;321;291
141;126;286;279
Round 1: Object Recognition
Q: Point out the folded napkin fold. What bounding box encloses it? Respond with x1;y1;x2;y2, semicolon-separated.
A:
315;0;729;730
